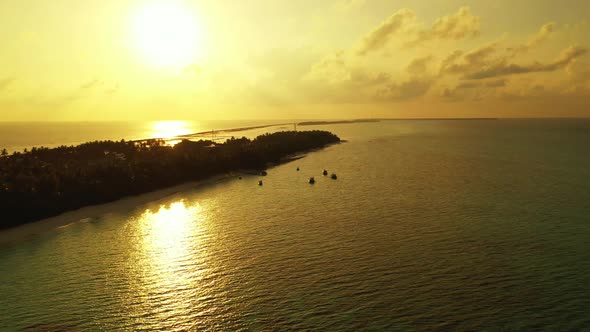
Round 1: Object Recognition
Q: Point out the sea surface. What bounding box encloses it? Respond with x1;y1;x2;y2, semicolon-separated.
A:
1;119;589;331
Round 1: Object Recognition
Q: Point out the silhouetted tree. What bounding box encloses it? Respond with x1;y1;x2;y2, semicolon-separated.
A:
0;131;340;229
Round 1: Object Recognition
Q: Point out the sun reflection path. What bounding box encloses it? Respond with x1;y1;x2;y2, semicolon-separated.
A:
135;200;209;328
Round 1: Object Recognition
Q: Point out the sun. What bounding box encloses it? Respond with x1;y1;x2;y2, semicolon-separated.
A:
132;2;202;68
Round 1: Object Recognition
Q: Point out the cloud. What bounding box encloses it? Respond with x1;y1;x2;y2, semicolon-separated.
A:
465;45;588;80
374;56;436;101
376;77;434;101
438;41;588;82
411;7;480;46
105;84;119;95
407;55;434;75
305;51;393;89
439;42;498;76
565;59;590;94
80;79;100;90
455;81;481;89
527;22;555;48
214;47;322;106
500;84;549;100
455;78;507;90
202;13;587;107
45;79;106;105
357;8;416;55
0;78;108;115
463;42;498;66
508;22;556;55
249;47;320;83
333;0;365;13
440;80;506;102
304;50;352;83
486;79;508;87
438;71;511;102
357;7;480;55
567;60;590;79
303;49;436;102
0;77;16;92
184;63;202;75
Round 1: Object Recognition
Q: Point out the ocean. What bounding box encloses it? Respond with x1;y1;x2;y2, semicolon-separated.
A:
0;119;589;330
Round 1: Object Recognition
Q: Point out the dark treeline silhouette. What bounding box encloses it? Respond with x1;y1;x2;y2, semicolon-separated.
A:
0;130;340;229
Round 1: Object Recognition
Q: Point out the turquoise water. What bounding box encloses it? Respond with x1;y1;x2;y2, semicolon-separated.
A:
1;119;589;330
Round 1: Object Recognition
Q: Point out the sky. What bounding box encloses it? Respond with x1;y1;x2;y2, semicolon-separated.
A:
0;0;589;121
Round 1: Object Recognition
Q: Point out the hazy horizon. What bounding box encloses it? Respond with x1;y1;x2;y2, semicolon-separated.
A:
2;115;590;124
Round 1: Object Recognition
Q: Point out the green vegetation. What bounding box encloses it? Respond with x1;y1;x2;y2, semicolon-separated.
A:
0;130;340;229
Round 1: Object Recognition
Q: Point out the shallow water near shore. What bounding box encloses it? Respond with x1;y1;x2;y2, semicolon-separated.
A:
1;119;589;330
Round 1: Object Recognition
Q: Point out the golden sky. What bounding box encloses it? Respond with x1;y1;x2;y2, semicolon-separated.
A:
0;0;589;121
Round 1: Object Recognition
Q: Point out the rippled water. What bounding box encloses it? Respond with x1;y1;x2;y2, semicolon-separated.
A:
1;119;589;331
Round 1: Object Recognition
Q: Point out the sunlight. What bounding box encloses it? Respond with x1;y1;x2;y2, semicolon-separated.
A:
137;200;208;322
150;120;192;139
131;1;203;68
141;201;197;253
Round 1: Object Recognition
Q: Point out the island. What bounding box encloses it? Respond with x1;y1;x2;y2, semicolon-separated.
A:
0;130;340;229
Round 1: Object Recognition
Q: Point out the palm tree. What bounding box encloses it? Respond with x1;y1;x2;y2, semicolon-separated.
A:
1;148;7;157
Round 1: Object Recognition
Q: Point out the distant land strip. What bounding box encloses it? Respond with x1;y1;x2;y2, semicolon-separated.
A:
297;119;380;126
380;118;499;121
176;123;293;139
131;117;497;144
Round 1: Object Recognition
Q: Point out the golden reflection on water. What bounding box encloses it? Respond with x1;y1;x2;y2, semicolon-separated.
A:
135;200;208;327
142;201;200;256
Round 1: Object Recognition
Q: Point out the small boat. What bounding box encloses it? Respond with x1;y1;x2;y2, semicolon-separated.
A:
258;180;263;186
309;177;315;184
331;173;337;180
322;170;328;176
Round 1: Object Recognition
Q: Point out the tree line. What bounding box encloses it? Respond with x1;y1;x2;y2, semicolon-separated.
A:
0;130;340;229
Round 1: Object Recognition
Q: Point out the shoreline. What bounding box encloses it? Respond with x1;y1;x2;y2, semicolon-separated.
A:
0;146;322;246
0;173;235;246
1;130;340;229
